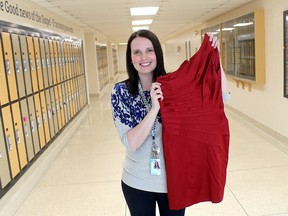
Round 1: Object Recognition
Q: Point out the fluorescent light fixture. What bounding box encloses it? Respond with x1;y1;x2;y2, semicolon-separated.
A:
132;26;149;31
130;7;159;16
234;22;253;27
132;20;153;25
222;27;235;31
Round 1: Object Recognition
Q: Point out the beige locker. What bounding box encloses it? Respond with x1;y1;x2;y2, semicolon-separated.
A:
0;36;9;106
45;89;55;138
19;35;33;95
62;82;70;123
39;38;49;88
65;42;72;79
72;79;79;113
33;37;44;90
39;91;50;143
11;34;26;99
2;106;20;178
11;102;28;169
52;40;60;84
59;41;66;81
53;86;62;130
2;32;18;101
27;36;39;92
44;39;53;87
34;93;46;148
49;40;57;85
57;84;66;126
0;113;11;188
56;41;64;82
27;96;40;154
20;99;34;161
49;87;59;134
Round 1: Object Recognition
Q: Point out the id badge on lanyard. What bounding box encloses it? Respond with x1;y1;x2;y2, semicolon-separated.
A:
138;83;161;176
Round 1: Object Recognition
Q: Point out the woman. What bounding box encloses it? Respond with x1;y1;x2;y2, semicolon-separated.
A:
111;30;220;216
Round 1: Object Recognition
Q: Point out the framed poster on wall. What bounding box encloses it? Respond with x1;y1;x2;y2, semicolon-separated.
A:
284;10;288;97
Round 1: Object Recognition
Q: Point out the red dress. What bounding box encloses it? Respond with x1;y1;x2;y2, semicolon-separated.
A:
157;34;230;210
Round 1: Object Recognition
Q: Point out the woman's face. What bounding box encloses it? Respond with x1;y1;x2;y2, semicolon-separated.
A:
130;37;157;77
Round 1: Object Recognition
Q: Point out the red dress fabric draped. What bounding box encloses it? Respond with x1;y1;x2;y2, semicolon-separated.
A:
157;34;230;210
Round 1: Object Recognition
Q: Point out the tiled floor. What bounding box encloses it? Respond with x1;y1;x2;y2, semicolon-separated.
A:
7;75;288;215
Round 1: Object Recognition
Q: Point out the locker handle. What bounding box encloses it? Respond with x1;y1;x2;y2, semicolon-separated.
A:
15;129;21;144
30;59;34;71
6;135;12;151
15;59;20;73
31;120;35;132
5;60;11;75
36;59;40;70
23;59;27;72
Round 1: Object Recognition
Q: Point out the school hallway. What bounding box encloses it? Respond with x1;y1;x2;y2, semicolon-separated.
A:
1;74;286;216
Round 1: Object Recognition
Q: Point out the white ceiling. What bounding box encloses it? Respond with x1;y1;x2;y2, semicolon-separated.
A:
30;0;255;43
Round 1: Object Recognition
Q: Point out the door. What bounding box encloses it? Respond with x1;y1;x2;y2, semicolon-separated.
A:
33;37;44;90
11;34;26;99
2;32;18;102
19;35;33;95
49;87;59;134
2;105;20;178
45;89;55;138
20;99;34;161
0;36;9;106
27;36;39;93
44;39;53;87
27;96;40;154
39;38;49;88
0;113;11;188
34;93;46;148
40;91;51;143
11;102;28;169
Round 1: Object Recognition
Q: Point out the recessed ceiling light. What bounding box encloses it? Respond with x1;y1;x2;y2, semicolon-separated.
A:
132;26;149;31
234;22;254;27
221;28;235;31
132;20;153;25
130;7;159;16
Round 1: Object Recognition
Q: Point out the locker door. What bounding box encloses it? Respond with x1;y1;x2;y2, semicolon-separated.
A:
49;87;59;134
40;91;50;143
53;40;60;84
49;40;57;85
56;41;62;82
27;36;38;93
53;86;62;130
20;99;34;161
44;39;53;87
11;34;26;99
27;96;40;154
72;79;79;113
57;84;65;126
67;80;74;117
39;38;49;88
2;106;20;178
19;35;32;95
62;82;69;123
63;42;70;80
2;32;18;101
0;36;9;106
11;102;28;169
0;113;11;188
33;37;44;90
34;93;46;148
45;89;55;138
59;41;66;82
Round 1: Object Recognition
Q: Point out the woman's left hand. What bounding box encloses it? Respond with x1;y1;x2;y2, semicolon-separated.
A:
206;32;220;51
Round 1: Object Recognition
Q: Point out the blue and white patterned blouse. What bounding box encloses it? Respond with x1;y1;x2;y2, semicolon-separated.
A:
111;82;167;193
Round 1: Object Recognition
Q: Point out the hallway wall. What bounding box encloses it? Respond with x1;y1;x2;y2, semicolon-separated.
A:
163;0;288;140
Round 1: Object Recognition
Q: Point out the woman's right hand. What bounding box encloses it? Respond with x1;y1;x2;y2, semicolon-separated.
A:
150;82;163;112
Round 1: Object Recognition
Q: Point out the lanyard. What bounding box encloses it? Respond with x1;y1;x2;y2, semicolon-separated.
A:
138;83;160;159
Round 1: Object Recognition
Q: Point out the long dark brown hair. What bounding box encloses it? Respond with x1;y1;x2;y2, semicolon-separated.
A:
125;30;166;95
